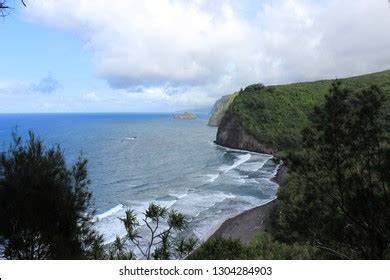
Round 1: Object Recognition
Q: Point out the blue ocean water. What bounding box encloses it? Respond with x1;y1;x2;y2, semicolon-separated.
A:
0;113;279;243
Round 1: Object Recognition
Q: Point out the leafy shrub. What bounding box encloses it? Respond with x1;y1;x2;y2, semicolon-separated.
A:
189;237;250;260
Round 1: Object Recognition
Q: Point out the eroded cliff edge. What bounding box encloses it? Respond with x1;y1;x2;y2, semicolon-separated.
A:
214;70;390;157
215;112;275;154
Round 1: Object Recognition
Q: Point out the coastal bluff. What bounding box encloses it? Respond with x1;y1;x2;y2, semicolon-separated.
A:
208;93;237;126
173;112;197;120
214;70;390;156
215;112;275;154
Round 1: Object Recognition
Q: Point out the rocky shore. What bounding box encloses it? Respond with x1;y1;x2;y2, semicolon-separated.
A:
210;163;287;244
211;200;276;244
208;94;288;244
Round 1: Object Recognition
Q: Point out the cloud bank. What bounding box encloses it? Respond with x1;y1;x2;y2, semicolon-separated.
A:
24;0;390;109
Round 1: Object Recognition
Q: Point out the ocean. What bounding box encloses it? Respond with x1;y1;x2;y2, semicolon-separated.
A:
0;113;279;244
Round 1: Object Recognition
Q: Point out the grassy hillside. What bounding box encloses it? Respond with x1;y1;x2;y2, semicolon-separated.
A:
226;70;390;156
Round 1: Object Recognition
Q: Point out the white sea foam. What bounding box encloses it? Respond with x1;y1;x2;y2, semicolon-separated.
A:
271;162;282;177
214;143;273;157
219;153;252;173
173;191;236;218
169;189;189;199
93;206;127;244
157;199;177;209
238;158;269;172
94;204;124;221
120;136;137;142
94;153;281;246
206;174;220;182
245;178;259;184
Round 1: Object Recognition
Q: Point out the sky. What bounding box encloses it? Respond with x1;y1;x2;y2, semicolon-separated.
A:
0;0;390;113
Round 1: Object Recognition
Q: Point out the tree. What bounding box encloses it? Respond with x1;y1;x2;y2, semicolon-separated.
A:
0;0;26;17
271;82;390;259
189;236;250;260
119;203;197;260
86;234;107;260
108;236;134;260
190;233;318;260
0;131;102;259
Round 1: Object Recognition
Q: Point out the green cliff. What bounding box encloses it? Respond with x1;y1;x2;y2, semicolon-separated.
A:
216;70;390;156
208;93;238;126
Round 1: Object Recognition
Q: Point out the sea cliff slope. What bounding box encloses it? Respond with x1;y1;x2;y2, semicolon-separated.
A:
215;70;390;156
208;93;238;126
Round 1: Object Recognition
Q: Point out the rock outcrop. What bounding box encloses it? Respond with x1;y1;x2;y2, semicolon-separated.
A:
208;93;237;126
173;112;197;120
215;113;275;154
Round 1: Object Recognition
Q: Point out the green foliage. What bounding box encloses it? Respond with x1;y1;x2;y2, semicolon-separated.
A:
87;235;107;260
0;131;102;259
225;70;390;154
174;237;198;259
249;233;318;260
108;236;134;260
271;83;390;259
189;236;250;260
190;233;318;260
221;93;239;112
119;202;197;260
244;83;265;92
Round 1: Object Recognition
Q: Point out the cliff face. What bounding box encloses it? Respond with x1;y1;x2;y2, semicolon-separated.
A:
208;94;237;126
215;113;275;154
215;70;390;156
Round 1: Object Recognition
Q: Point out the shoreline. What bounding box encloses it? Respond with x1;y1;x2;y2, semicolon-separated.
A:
209;162;287;244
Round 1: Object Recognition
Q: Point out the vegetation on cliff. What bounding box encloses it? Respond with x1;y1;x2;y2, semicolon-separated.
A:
197;80;389;259
219;70;390;156
270;82;389;259
208;93;238;126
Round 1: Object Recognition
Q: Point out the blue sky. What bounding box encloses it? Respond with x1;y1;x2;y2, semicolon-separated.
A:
1;0;390;113
0;10;109;112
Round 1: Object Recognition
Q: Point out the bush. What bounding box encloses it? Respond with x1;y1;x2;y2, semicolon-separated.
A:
189;237;250;260
0;131;101;259
249;233;318;260
190;233;318;260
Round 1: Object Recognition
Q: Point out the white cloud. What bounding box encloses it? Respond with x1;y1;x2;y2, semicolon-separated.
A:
26;0;255;88
24;0;390;109
81;91;101;102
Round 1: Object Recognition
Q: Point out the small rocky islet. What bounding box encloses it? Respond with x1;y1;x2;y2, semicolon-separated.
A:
173;112;197;120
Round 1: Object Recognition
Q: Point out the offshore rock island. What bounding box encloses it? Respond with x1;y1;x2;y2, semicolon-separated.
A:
173;112;197;120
